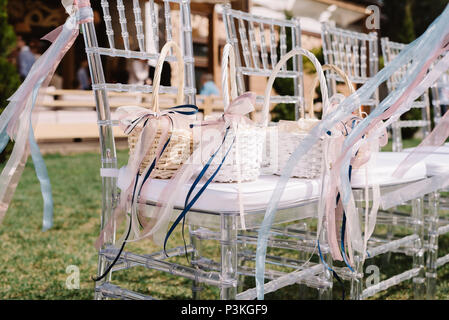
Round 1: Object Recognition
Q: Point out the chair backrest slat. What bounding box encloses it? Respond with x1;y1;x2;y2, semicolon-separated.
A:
259;23;269;70
237;18;252;68
132;0;145;52
116;0;130;51
431;67;449;124
248;21;261;69
148;0;160;54
100;0;115;49
164;1;173;45
269;24;278;68
279;26;287;71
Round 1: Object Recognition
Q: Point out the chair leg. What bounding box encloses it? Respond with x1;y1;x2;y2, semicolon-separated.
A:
350;254;364;300
94;253;109;300
190;225;204;300
220;214;238;300
318;227;333;300
94;184;117;300
382;208;395;265
237;231;249;294
350;202;365;300
426;192;440;300
412;197;426;300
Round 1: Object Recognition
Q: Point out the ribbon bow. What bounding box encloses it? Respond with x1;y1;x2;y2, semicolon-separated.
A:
117;104;198;136
197;92;256;129
0;0;93;231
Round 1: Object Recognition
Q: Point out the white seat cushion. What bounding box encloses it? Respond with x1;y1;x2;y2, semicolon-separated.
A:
351;152;427;188
140;175;321;213
404;147;449;176
140;152;427;213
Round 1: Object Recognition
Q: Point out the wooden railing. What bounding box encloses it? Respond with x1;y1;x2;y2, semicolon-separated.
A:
34;88;229;142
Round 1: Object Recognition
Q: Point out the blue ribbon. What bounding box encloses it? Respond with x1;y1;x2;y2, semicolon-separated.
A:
127;105;198;134
0;130;10;154
163;127;234;255
0;78;54;231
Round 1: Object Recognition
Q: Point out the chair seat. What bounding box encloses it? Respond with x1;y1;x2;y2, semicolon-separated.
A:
404;147;449;176
351;152;427;188
140;175;321;213
140;152;427;213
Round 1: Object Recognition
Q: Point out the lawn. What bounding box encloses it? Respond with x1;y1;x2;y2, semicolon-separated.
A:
0;144;448;300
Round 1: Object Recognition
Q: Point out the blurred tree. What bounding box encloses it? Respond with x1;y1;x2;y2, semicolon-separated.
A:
0;0;20;161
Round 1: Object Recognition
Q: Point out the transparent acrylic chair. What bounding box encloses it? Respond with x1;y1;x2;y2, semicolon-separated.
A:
82;0;329;300
221;9;424;300
219;5;337;299
381;37;432;152
320;24;428;300
80;0;198;299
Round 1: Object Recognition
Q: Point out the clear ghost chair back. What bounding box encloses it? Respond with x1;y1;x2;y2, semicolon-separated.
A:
381;37;431;152
80;0;195;298
94;0;195;101
431;67;449;125
321;23;379;109
222;4;305;120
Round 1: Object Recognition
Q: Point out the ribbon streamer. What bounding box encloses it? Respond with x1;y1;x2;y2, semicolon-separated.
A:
0;0;93;230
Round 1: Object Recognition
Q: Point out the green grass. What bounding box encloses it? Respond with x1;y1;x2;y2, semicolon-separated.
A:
0;147;448;300
381;138;422;152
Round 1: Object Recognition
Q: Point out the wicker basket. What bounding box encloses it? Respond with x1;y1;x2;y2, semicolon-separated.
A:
261;49;354;179
275;63;358;179
202;44;264;183
126;41;194;179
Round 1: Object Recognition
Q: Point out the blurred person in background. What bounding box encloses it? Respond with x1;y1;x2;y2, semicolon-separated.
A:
16;35;36;81
199;73;219;96
437;72;449;116
127;59;149;85
29;39;45;60
77;59;91;90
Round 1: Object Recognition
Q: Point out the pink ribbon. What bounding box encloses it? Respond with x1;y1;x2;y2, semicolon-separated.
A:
392;53;449;179
0;0;93;226
321;95;388;262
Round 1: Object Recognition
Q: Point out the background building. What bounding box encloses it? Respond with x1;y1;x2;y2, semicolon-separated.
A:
7;0;372;94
